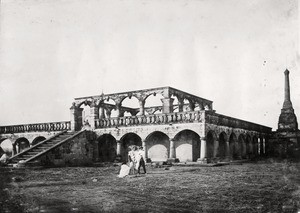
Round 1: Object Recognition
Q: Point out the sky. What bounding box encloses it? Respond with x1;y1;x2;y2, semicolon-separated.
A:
0;0;299;130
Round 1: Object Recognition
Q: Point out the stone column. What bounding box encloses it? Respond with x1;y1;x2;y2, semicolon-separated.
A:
70;103;83;131
161;98;174;113
142;140;148;161
105;109;112;118
168;139;178;163
177;97;184;112
90;102;99;129
213;140;219;158
116;140;122;162
99;106;105;119
225;140;230;160
260;137;264;156
115;103;122;118
138;99;145;115
198;137;207;163
169;139;175;158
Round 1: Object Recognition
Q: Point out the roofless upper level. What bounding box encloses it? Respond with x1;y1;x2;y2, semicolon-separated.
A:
72;86;213;115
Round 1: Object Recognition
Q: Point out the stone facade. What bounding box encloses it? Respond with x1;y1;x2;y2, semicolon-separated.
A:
5;81;299;165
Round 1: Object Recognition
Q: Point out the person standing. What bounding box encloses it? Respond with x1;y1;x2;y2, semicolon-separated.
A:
137;146;146;174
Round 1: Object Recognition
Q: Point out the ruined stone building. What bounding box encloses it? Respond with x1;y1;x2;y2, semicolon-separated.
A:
0;70;298;166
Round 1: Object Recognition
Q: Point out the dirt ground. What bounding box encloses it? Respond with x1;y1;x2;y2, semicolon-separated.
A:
1;160;300;213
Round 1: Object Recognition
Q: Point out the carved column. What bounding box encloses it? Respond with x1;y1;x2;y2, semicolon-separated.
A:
99;105;105;119
116;140;122;162
142;140;148;161
198;137;207;163
90;101;99;129
161;98;174;113
213;139;219;158
138;99;145;116
105;109;112;118
260;137;264;156
177;97;184;112
225;139;230;160
70;103;83;131
168;138;178;163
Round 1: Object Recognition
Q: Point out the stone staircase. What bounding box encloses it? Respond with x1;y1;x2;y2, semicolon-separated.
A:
8;131;81;166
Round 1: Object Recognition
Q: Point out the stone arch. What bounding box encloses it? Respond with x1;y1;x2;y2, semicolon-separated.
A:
15;137;30;153
121;96;140;117
144;93;164;115
32;136;46;146
120;133;142;161
206;130;217;159
145;131;170;162
97;134;117;162
218;132;227;159
0;138;14;156
238;134;246;159
173;130;201;162
103;99;118;118
229;133;237;159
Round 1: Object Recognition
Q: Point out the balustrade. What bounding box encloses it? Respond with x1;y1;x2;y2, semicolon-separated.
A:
0;121;71;134
95;111;204;128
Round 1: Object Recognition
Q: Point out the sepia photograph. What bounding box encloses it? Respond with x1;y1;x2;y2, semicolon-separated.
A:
0;0;299;212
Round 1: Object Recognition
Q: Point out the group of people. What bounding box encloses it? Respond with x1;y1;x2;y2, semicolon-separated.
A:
118;145;147;178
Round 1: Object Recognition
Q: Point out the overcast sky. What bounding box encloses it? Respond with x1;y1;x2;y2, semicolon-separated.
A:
0;0;299;130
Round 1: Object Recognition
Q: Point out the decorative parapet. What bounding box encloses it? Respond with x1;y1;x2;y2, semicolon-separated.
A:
204;111;272;133
95;111;205;128
0;121;71;134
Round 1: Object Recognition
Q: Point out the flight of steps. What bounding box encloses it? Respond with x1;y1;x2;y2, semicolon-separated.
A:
9;131;77;165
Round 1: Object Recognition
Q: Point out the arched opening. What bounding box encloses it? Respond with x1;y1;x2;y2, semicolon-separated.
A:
206;131;215;159
121;96;139;117
0;138;13;157
238;134;246;159
144;93;164;115
97;134;117;162
120;133;142;161
172;96;179;113
103;99;118;118
145;131;169;161
80;103;92;125
15;138;30;153
229;133;237;159
32;136;46;146
173;130;200;162
218;132;227;159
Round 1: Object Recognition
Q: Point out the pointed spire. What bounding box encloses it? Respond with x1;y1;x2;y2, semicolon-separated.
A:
282;69;293;109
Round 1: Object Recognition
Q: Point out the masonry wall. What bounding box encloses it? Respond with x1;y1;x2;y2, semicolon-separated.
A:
38;131;94;166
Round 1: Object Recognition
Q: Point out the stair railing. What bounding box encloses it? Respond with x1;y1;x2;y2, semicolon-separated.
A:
23;130;86;163
8;130;68;163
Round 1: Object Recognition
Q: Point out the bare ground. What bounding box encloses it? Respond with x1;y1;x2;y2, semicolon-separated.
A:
1;160;300;213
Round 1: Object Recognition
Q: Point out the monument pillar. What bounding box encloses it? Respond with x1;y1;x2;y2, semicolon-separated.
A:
278;69;298;131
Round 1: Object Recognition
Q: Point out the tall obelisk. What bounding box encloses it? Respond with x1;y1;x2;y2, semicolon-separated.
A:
278;69;298;132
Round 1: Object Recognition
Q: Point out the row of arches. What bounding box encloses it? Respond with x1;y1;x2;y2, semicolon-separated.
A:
78;93;210;125
95;130;266;163
0;136;46;156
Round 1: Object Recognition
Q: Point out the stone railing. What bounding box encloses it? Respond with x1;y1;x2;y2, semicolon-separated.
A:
0;121;71;134
205;111;272;133
95;111;205;128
